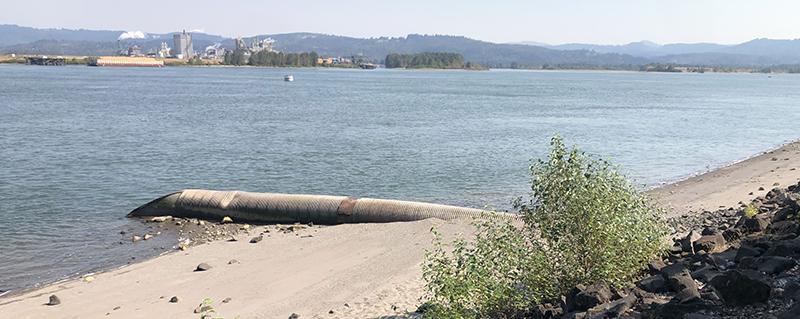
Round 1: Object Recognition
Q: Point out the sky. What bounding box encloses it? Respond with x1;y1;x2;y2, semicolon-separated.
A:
2;0;800;45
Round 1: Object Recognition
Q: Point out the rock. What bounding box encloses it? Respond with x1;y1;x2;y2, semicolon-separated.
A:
741;215;770;233
149;216;172;223
132;235;142;242
679;231;703;253
779;303;800;319
647;260;667;274
722;228;742;242
562;312;586;319
669;275;701;303
709;270;771;306
195;263;212;272
647;300;710;319
773;206;799;222
169;296;179;303
757;256;796;275
768;220;800;236
765;239;800;258
532;303;562;319
637;275;669;293
669;244;684;255
735;245;763;261
565;283;612;312
586;295;636;318
228;259;240;265
288;313;300;319
692;234;726;254
46;294;61;306
250;235;263;243
222;297;231;303
143;234;153;240
221;216;233;224
690;266;720;283
685;313;715;319
660;263;689;278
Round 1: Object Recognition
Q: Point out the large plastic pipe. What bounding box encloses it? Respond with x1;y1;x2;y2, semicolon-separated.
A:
128;189;516;224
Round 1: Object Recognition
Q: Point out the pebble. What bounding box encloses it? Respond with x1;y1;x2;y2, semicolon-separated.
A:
250;235;264;243
222;297;232;303
143;234;153;240
195;263;212;272
132;235;142;242
221;216;233;224
228;259;240;265
149;216;171;223
288;313;300;319
47;294;60;306
169;296;179;303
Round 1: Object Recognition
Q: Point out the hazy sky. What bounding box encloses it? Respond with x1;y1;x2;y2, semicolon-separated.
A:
2;0;799;44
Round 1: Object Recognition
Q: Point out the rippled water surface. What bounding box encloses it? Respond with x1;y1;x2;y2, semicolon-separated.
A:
2;64;800;292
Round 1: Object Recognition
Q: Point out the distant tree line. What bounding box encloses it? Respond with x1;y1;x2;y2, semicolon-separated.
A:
384;52;468;69
223;49;319;67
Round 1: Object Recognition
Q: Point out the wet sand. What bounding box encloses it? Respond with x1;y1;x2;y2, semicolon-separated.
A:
0;219;472;319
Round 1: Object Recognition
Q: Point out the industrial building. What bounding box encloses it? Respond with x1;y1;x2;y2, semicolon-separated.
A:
173;30;194;59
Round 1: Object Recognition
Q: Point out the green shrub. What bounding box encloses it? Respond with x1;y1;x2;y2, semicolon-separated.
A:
423;219;556;319
422;136;668;318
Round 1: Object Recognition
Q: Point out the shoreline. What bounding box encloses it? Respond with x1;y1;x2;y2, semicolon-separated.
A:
647;140;800;216
3;141;800;317
5;58;800;74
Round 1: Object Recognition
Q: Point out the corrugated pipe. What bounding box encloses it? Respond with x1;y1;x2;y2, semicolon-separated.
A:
128;189;518;224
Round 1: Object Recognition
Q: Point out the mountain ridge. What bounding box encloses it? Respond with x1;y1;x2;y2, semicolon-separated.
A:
2;24;800;68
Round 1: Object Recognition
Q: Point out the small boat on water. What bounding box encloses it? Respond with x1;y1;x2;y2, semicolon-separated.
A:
359;63;378;70
284;75;294;82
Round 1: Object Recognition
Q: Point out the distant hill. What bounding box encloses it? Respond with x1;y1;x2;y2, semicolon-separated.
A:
3;24;800;68
518;38;800;66
247;33;646;68
0;24;122;47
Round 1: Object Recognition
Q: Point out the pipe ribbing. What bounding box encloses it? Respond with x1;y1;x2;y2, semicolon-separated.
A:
128;189;516;224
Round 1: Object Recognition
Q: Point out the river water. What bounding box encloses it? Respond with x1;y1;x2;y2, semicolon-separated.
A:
2;64;800;292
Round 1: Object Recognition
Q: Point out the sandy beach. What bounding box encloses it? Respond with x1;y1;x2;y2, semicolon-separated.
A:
4;141;800;318
648;141;800;216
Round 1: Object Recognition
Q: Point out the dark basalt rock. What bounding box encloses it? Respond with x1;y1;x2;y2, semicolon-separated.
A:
585;294;636;319
531;303;562;319
638;275;669;293
645;299;710;319
764;239;800;258
767;220;800;236
565;283;613;313
692;234;726;254
709;270;771;306
647;260;667;275
779;303;800;319
757;256;796;275
735;245;763;261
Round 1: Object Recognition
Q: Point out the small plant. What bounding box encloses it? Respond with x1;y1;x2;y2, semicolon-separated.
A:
422;136;669;318
744;204;758;218
423;219;555;318
198;298;222;319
